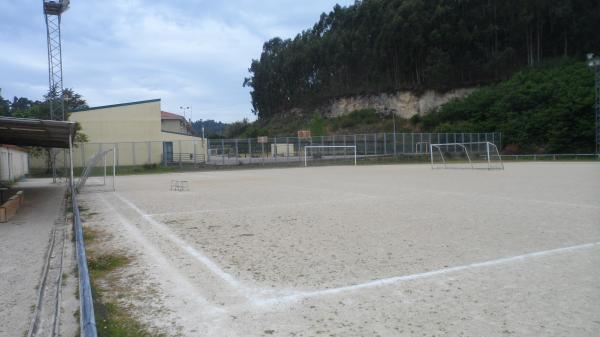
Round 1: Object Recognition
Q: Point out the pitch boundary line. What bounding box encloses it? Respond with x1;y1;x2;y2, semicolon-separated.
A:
107;193;600;309
253;241;600;306
114;193;245;293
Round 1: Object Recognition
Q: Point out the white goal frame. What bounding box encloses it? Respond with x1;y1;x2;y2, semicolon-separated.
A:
303;146;357;167
76;147;116;192
429;142;504;170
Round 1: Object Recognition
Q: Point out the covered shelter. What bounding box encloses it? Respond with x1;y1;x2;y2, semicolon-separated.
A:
0;117;77;148
0;116;78;183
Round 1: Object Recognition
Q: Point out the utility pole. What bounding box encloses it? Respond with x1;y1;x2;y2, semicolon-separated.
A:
588;53;600;156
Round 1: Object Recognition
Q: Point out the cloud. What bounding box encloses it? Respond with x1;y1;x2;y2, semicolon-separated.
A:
0;0;354;123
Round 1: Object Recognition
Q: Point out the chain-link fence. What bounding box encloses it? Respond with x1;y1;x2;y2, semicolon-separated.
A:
28;132;501;172
206;132;502;166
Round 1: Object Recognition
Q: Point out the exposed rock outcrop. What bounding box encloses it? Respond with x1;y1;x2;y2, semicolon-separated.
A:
321;88;474;118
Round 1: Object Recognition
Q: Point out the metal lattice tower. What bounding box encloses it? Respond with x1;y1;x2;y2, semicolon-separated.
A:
43;0;70;121
589;54;600;155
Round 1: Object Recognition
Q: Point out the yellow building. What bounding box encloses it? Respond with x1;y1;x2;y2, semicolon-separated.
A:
30;99;207;169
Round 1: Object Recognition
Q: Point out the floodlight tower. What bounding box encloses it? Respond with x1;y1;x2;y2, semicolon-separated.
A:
588;53;600;156
43;0;70;121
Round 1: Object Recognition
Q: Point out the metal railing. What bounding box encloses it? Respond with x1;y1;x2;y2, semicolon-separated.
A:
501;154;599;161
167;153;206;165
71;185;98;337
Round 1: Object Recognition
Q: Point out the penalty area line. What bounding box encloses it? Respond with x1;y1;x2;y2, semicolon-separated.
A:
253;241;600;306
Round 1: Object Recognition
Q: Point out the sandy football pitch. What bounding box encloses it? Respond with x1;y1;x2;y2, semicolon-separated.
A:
80;162;600;336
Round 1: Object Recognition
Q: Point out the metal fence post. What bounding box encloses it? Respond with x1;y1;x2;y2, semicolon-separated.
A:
221;139;225;165
374;133;378;155
297;137;301;163
383;132;387;156
115;143;119;168
235;138;239;160
207;139;211;163
393;132;397;156
193;140;197;165
248;138;252;164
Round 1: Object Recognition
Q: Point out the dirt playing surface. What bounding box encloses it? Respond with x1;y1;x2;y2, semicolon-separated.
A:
80;162;600;336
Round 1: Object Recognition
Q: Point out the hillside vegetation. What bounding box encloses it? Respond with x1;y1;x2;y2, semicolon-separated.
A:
231;59;595;154
418;59;595;153
244;0;599;119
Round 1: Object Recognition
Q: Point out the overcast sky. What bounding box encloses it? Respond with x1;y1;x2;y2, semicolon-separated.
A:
0;0;353;122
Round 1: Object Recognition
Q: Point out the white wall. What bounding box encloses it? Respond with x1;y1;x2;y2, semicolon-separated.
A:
0;146;29;182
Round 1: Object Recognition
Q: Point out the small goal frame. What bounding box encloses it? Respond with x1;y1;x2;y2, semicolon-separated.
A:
77;147;116;192
303;145;357;167
429;142;504;170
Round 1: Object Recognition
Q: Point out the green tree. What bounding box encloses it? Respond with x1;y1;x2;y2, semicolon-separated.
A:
244;0;600;119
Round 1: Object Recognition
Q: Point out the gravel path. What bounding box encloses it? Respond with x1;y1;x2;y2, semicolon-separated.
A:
0;180;67;337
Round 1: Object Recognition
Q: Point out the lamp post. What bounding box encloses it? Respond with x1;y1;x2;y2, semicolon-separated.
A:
179;106;191;135
179;106;190;120
588;53;600;156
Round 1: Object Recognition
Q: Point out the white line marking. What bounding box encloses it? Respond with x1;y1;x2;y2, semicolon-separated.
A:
98;195;225;316
113;192;245;292
253;241;600;306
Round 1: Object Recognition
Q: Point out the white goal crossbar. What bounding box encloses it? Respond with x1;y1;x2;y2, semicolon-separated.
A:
429;142;504;170
303;146;357;167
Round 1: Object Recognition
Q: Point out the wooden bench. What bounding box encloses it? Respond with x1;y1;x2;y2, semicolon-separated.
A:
0;190;24;223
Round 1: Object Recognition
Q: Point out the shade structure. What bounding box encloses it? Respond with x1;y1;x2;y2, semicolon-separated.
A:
0;117;77;148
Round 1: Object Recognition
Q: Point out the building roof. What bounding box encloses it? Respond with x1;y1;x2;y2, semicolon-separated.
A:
0;117;77;148
0;144;29;153
72;98;161;112
161;111;186;120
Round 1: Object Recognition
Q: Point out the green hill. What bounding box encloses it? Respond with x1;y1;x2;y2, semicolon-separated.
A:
243;0;599;120
231;59;596;154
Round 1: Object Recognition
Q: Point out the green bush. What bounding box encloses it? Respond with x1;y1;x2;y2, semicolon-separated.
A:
421;59;595;153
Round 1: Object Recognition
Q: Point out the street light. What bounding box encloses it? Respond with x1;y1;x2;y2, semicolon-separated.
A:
588;53;600;155
179;106;190;120
179;106;191;135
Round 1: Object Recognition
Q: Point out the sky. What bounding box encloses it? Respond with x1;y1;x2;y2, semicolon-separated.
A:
0;0;354;123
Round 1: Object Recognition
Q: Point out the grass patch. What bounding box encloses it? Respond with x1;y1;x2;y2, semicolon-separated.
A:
87;253;130;278
87;252;162;337
82;226;98;244
93;296;163;337
84;227;162;337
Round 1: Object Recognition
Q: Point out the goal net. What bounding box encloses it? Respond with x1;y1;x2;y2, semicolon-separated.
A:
76;147;116;192
430;142;504;170
303;146;357;167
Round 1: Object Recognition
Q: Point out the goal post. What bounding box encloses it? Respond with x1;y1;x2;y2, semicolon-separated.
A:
77;147;116;192
429;142;504;170
303;146;357;167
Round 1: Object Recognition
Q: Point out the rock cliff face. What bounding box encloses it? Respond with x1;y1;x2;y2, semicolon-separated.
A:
321;88;474;118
